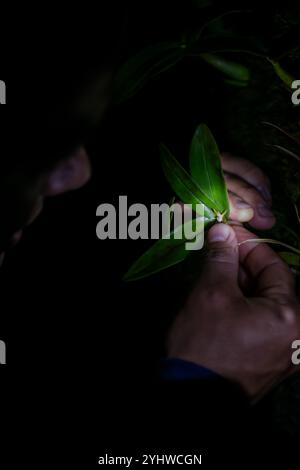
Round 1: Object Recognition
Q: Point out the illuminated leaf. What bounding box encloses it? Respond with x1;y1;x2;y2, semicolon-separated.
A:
160;143;216;218
124;217;210;281
189;124;230;216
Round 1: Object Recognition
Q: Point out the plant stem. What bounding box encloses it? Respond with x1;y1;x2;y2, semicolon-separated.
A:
238;238;300;256
295;204;300;225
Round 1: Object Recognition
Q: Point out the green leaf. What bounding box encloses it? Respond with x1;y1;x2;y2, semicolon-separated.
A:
192;10;250;43
113;41;185;104
200;53;250;82
268;59;295;88
160;144;216;218
279;252;300;267
189;124;230;215
124;218;210;281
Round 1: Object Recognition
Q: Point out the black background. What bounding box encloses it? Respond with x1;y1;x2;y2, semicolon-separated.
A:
1;0;299;466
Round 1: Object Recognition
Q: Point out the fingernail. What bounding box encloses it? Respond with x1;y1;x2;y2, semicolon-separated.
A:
208;223;232;242
237;208;254;222
258;186;272;203
235;198;252;209
232;198;254;222
257;203;274;218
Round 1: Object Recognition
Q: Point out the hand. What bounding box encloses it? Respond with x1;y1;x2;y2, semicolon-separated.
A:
221;153;275;229
167;223;300;400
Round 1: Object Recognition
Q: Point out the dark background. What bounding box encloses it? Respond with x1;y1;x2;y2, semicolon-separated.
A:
1;0;300;465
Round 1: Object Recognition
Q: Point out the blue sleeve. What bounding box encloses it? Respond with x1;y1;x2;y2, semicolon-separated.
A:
160;358;220;381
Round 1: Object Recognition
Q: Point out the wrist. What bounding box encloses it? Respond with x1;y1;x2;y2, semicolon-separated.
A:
160;357;221;381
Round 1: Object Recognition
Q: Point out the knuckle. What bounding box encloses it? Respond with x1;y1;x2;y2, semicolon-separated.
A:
237;158;256;174
208;246;236;263
243;186;262;203
277;303;300;331
224;173;234;183
201;285;228;305
245;166;265;184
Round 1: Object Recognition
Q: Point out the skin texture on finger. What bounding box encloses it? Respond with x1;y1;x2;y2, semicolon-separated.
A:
44;147;91;196
234;225;296;301
221;153;272;202
238;264;253;294
225;174;275;230
199;224;241;293
168;222;300;399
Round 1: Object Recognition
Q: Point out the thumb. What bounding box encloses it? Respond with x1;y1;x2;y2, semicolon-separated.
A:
201;223;240;291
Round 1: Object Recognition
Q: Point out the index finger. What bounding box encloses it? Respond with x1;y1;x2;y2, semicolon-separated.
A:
233;225;296;301
221;153;271;202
